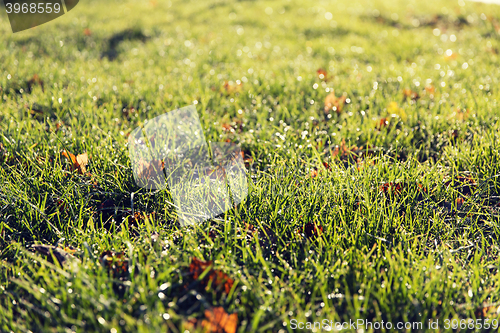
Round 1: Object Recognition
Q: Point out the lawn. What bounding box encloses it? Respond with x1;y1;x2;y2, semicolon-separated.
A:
2;0;500;331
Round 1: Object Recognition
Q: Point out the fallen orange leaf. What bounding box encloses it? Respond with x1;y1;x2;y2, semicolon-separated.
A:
222;123;233;132
317;68;328;81
403;88;419;101
379;182;403;195
201;307;238;333
475;305;498;318
444;52;457;61
376;117;390;130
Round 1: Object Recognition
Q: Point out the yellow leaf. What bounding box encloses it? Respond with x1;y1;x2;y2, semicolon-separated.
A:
387;102;407;122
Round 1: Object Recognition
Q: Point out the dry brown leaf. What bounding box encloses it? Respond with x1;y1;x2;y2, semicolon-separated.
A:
331;139;361;162
324;91;346;114
223;81;243;95
189;258;234;294
296;222;324;241
100;251;129;278
33;245;76;266
62;151;89;174
137;159;164;179
448;107;469;121
239;148;253;168
445;175;476;196
27;74;44;93
122;107;136;119
222;123;233;132
241;222;277;251
0;143;7;163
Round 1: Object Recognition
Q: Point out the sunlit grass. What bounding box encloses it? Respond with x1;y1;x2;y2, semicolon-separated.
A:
2;0;500;331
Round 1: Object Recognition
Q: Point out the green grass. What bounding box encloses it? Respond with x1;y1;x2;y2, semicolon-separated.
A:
2;0;500;331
